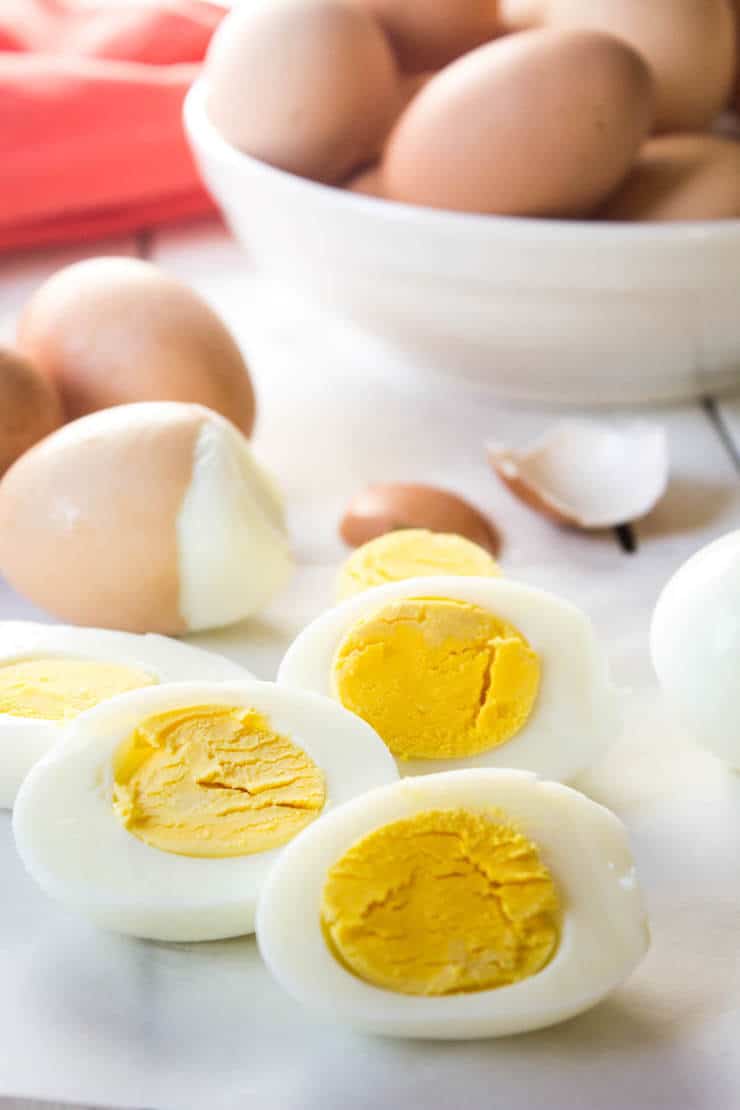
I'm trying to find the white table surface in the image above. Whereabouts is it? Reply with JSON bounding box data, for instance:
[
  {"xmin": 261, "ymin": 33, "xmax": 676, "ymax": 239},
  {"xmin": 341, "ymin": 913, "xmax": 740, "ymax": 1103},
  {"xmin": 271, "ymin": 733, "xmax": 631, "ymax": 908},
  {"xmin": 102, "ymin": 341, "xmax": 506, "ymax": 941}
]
[{"xmin": 1, "ymin": 219, "xmax": 740, "ymax": 1110}]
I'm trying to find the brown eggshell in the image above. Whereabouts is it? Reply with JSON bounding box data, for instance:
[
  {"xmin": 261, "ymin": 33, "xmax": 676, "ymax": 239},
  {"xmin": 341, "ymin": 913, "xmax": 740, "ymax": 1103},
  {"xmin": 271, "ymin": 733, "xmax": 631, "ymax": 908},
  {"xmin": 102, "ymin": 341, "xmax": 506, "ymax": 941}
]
[
  {"xmin": 340, "ymin": 482, "xmax": 499, "ymax": 554},
  {"xmin": 0, "ymin": 347, "xmax": 63, "ymax": 476},
  {"xmin": 383, "ymin": 29, "xmax": 655, "ymax": 217},
  {"xmin": 353, "ymin": 0, "xmax": 500, "ymax": 73},
  {"xmin": 345, "ymin": 165, "xmax": 386, "ymax": 198},
  {"xmin": 17, "ymin": 258, "xmax": 256, "ymax": 434},
  {"xmin": 543, "ymin": 0, "xmax": 736, "ymax": 133},
  {"xmin": 600, "ymin": 135, "xmax": 740, "ymax": 221},
  {"xmin": 0, "ymin": 404, "xmax": 204, "ymax": 635},
  {"xmin": 498, "ymin": 0, "xmax": 545, "ymax": 30},
  {"xmin": 205, "ymin": 0, "xmax": 402, "ymax": 184}
]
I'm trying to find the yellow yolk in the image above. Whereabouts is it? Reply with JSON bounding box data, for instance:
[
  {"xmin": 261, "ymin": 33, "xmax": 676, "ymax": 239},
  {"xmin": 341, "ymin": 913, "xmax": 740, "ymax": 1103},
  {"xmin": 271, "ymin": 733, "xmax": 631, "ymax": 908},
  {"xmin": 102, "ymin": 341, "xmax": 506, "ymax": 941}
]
[
  {"xmin": 337, "ymin": 530, "xmax": 500, "ymax": 599},
  {"xmin": 332, "ymin": 598, "xmax": 540, "ymax": 760},
  {"xmin": 0, "ymin": 657, "xmax": 156, "ymax": 720},
  {"xmin": 112, "ymin": 705, "xmax": 326, "ymax": 858},
  {"xmin": 321, "ymin": 808, "xmax": 560, "ymax": 996}
]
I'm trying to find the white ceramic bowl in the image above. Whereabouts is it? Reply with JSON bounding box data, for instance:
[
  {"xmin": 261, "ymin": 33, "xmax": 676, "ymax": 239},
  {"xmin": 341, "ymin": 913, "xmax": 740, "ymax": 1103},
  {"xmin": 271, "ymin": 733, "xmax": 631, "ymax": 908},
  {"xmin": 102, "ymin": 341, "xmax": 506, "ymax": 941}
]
[{"xmin": 184, "ymin": 79, "xmax": 740, "ymax": 405}]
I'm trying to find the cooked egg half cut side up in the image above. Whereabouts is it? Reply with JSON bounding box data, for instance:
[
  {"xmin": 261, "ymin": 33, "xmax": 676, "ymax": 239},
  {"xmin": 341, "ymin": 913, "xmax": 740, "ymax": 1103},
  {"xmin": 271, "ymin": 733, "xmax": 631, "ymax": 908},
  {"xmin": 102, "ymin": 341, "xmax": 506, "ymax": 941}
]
[
  {"xmin": 0, "ymin": 622, "xmax": 253, "ymax": 808},
  {"xmin": 278, "ymin": 577, "xmax": 621, "ymax": 782},
  {"xmin": 13, "ymin": 681, "xmax": 398, "ymax": 941},
  {"xmin": 256, "ymin": 770, "xmax": 650, "ymax": 1039}
]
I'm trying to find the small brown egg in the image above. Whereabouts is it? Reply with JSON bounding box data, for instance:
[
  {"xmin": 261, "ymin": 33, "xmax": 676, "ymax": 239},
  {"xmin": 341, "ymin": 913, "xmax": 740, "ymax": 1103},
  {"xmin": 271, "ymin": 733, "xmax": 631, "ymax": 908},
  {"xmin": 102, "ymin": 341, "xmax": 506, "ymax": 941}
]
[
  {"xmin": 352, "ymin": 0, "xmax": 500, "ymax": 72},
  {"xmin": 543, "ymin": 0, "xmax": 736, "ymax": 132},
  {"xmin": 0, "ymin": 403, "xmax": 293, "ymax": 635},
  {"xmin": 0, "ymin": 347, "xmax": 63, "ymax": 476},
  {"xmin": 600, "ymin": 135, "xmax": 740, "ymax": 221},
  {"xmin": 383, "ymin": 29, "xmax": 654, "ymax": 217},
  {"xmin": 205, "ymin": 0, "xmax": 402, "ymax": 184},
  {"xmin": 18, "ymin": 258, "xmax": 255, "ymax": 434},
  {"xmin": 340, "ymin": 482, "xmax": 499, "ymax": 554}
]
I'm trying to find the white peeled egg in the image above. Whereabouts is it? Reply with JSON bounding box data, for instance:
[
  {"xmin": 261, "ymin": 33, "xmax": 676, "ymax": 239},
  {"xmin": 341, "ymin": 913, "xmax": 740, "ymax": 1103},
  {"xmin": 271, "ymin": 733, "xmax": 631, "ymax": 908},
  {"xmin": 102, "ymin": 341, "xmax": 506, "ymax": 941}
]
[
  {"xmin": 0, "ymin": 621, "xmax": 253, "ymax": 808},
  {"xmin": 256, "ymin": 769, "xmax": 650, "ymax": 1039},
  {"xmin": 651, "ymin": 531, "xmax": 740, "ymax": 766},
  {"xmin": 278, "ymin": 576, "xmax": 622, "ymax": 781},
  {"xmin": 13, "ymin": 680, "xmax": 398, "ymax": 941}
]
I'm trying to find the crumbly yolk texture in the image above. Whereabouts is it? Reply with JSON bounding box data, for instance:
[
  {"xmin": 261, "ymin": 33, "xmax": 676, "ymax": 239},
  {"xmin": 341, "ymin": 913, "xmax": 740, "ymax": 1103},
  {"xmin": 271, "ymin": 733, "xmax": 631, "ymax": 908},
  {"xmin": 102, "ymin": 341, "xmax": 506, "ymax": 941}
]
[
  {"xmin": 332, "ymin": 598, "xmax": 540, "ymax": 760},
  {"xmin": 321, "ymin": 808, "xmax": 560, "ymax": 996},
  {"xmin": 0, "ymin": 657, "xmax": 156, "ymax": 721},
  {"xmin": 112, "ymin": 705, "xmax": 326, "ymax": 858},
  {"xmin": 337, "ymin": 530, "xmax": 500, "ymax": 599}
]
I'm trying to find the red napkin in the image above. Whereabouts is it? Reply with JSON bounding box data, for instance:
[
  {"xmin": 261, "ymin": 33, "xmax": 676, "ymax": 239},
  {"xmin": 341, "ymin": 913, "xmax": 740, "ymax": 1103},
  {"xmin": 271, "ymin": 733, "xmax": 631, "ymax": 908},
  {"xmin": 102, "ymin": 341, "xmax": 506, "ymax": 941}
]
[{"xmin": 0, "ymin": 0, "xmax": 224, "ymax": 252}]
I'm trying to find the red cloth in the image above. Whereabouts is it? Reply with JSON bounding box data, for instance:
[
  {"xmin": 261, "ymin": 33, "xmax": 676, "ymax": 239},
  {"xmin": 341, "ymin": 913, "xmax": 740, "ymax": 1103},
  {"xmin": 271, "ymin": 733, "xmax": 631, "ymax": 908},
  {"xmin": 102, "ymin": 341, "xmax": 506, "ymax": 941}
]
[{"xmin": 0, "ymin": 0, "xmax": 224, "ymax": 252}]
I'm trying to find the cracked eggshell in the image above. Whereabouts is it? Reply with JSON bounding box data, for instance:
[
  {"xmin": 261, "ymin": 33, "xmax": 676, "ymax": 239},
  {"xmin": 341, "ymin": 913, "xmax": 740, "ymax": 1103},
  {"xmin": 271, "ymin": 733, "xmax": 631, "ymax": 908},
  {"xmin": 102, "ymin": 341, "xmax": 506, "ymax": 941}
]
[
  {"xmin": 0, "ymin": 402, "xmax": 293, "ymax": 635},
  {"xmin": 278, "ymin": 575, "xmax": 623, "ymax": 782},
  {"xmin": 340, "ymin": 482, "xmax": 499, "ymax": 553},
  {"xmin": 488, "ymin": 421, "xmax": 668, "ymax": 529}
]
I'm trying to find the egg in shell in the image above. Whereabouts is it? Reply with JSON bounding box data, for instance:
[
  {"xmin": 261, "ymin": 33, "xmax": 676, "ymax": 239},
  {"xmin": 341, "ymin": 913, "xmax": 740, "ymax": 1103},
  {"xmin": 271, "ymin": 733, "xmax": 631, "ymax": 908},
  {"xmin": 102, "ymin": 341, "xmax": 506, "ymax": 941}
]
[
  {"xmin": 0, "ymin": 402, "xmax": 293, "ymax": 635},
  {"xmin": 278, "ymin": 576, "xmax": 622, "ymax": 781},
  {"xmin": 0, "ymin": 621, "xmax": 253, "ymax": 809},
  {"xmin": 18, "ymin": 258, "xmax": 255, "ymax": 434},
  {"xmin": 13, "ymin": 680, "xmax": 398, "ymax": 941},
  {"xmin": 257, "ymin": 769, "xmax": 649, "ymax": 1038},
  {"xmin": 354, "ymin": 0, "xmax": 500, "ymax": 73},
  {"xmin": 205, "ymin": 0, "xmax": 402, "ymax": 184},
  {"xmin": 652, "ymin": 532, "xmax": 740, "ymax": 767},
  {"xmin": 0, "ymin": 346, "xmax": 62, "ymax": 475}
]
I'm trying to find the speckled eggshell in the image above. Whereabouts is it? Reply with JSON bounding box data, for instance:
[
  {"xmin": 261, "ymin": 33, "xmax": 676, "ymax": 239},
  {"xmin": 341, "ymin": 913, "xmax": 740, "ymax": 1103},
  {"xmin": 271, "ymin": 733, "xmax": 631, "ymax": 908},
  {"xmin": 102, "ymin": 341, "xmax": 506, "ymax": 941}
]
[
  {"xmin": 543, "ymin": 0, "xmax": 736, "ymax": 132},
  {"xmin": 0, "ymin": 347, "xmax": 62, "ymax": 476},
  {"xmin": 205, "ymin": 0, "xmax": 402, "ymax": 184},
  {"xmin": 600, "ymin": 135, "xmax": 740, "ymax": 221},
  {"xmin": 353, "ymin": 0, "xmax": 500, "ymax": 72},
  {"xmin": 18, "ymin": 258, "xmax": 256, "ymax": 434}
]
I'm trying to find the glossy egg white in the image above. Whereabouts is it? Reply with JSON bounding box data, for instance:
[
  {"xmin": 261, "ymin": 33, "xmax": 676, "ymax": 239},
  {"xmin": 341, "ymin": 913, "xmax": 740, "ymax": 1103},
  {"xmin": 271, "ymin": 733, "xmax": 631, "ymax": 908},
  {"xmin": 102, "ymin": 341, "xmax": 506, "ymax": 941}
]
[
  {"xmin": 278, "ymin": 576, "xmax": 622, "ymax": 781},
  {"xmin": 13, "ymin": 680, "xmax": 398, "ymax": 942},
  {"xmin": 652, "ymin": 531, "xmax": 740, "ymax": 766},
  {"xmin": 0, "ymin": 621, "xmax": 253, "ymax": 809},
  {"xmin": 256, "ymin": 769, "xmax": 650, "ymax": 1039}
]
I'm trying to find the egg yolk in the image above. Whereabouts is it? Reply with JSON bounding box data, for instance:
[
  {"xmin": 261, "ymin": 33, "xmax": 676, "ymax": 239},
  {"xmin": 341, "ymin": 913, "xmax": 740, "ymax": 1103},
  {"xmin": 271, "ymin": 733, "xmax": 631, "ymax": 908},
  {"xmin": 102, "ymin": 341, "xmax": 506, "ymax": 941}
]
[
  {"xmin": 332, "ymin": 598, "xmax": 540, "ymax": 760},
  {"xmin": 321, "ymin": 808, "xmax": 560, "ymax": 996},
  {"xmin": 112, "ymin": 705, "xmax": 326, "ymax": 858},
  {"xmin": 337, "ymin": 530, "xmax": 500, "ymax": 599},
  {"xmin": 0, "ymin": 657, "xmax": 156, "ymax": 720}
]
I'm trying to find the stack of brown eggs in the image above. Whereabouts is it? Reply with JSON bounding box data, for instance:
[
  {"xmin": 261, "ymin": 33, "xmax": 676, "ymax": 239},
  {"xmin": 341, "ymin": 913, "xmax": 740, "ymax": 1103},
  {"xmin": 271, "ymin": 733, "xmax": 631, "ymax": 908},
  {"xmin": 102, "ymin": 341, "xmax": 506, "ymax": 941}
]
[{"xmin": 205, "ymin": 0, "xmax": 740, "ymax": 221}]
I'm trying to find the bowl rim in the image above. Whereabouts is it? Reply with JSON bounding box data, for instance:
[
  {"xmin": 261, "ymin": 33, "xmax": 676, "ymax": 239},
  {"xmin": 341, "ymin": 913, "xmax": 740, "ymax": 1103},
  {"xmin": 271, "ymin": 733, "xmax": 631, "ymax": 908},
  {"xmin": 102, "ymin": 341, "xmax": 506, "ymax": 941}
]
[{"xmin": 185, "ymin": 77, "xmax": 740, "ymax": 246}]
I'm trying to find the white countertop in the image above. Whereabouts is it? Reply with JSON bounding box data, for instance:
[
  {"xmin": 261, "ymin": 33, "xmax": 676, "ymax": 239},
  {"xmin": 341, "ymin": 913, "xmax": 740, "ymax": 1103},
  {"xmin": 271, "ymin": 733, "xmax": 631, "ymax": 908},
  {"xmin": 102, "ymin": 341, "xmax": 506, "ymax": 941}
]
[{"xmin": 1, "ymin": 218, "xmax": 740, "ymax": 1110}]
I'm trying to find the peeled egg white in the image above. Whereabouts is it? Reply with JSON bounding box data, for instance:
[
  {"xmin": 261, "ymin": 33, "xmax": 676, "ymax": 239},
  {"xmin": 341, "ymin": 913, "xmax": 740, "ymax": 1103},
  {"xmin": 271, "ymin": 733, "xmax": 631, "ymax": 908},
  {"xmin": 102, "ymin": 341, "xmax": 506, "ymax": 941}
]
[
  {"xmin": 0, "ymin": 621, "xmax": 253, "ymax": 809},
  {"xmin": 256, "ymin": 769, "xmax": 650, "ymax": 1039},
  {"xmin": 278, "ymin": 576, "xmax": 622, "ymax": 781},
  {"xmin": 651, "ymin": 532, "xmax": 740, "ymax": 766},
  {"xmin": 13, "ymin": 680, "xmax": 398, "ymax": 941}
]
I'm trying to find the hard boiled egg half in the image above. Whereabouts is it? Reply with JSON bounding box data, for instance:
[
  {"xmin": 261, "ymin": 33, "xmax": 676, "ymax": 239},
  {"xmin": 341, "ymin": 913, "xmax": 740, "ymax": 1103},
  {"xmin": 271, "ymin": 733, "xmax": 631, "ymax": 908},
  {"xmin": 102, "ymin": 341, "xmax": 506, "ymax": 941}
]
[
  {"xmin": 13, "ymin": 681, "xmax": 398, "ymax": 941},
  {"xmin": 278, "ymin": 577, "xmax": 621, "ymax": 782},
  {"xmin": 0, "ymin": 621, "xmax": 252, "ymax": 808},
  {"xmin": 257, "ymin": 769, "xmax": 649, "ymax": 1038}
]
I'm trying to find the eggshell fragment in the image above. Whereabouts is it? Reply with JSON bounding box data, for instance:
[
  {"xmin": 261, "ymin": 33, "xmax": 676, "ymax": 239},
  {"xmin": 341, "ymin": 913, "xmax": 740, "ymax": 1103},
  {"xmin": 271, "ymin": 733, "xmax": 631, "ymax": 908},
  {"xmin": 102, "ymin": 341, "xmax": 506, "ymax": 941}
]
[
  {"xmin": 353, "ymin": 0, "xmax": 500, "ymax": 72},
  {"xmin": 0, "ymin": 347, "xmax": 62, "ymax": 475},
  {"xmin": 340, "ymin": 482, "xmax": 499, "ymax": 554},
  {"xmin": 488, "ymin": 422, "xmax": 668, "ymax": 529},
  {"xmin": 0, "ymin": 402, "xmax": 293, "ymax": 635},
  {"xmin": 205, "ymin": 0, "xmax": 402, "ymax": 184},
  {"xmin": 18, "ymin": 258, "xmax": 255, "ymax": 435},
  {"xmin": 600, "ymin": 135, "xmax": 740, "ymax": 221},
  {"xmin": 383, "ymin": 29, "xmax": 654, "ymax": 216},
  {"xmin": 543, "ymin": 0, "xmax": 736, "ymax": 132}
]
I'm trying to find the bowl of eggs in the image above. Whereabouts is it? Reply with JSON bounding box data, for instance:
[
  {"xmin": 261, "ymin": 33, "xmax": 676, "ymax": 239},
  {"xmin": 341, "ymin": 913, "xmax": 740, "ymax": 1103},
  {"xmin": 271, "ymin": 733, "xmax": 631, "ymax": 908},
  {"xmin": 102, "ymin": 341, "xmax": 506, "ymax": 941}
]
[{"xmin": 184, "ymin": 0, "xmax": 740, "ymax": 404}]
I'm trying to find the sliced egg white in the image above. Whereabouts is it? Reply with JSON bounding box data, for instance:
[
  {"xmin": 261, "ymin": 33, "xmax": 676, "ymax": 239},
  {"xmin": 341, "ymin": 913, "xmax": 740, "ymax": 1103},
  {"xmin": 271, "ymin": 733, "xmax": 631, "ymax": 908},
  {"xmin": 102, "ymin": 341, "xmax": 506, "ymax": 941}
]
[
  {"xmin": 256, "ymin": 769, "xmax": 649, "ymax": 1039},
  {"xmin": 13, "ymin": 680, "xmax": 398, "ymax": 942},
  {"xmin": 277, "ymin": 576, "xmax": 622, "ymax": 781},
  {"xmin": 0, "ymin": 621, "xmax": 254, "ymax": 808}
]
